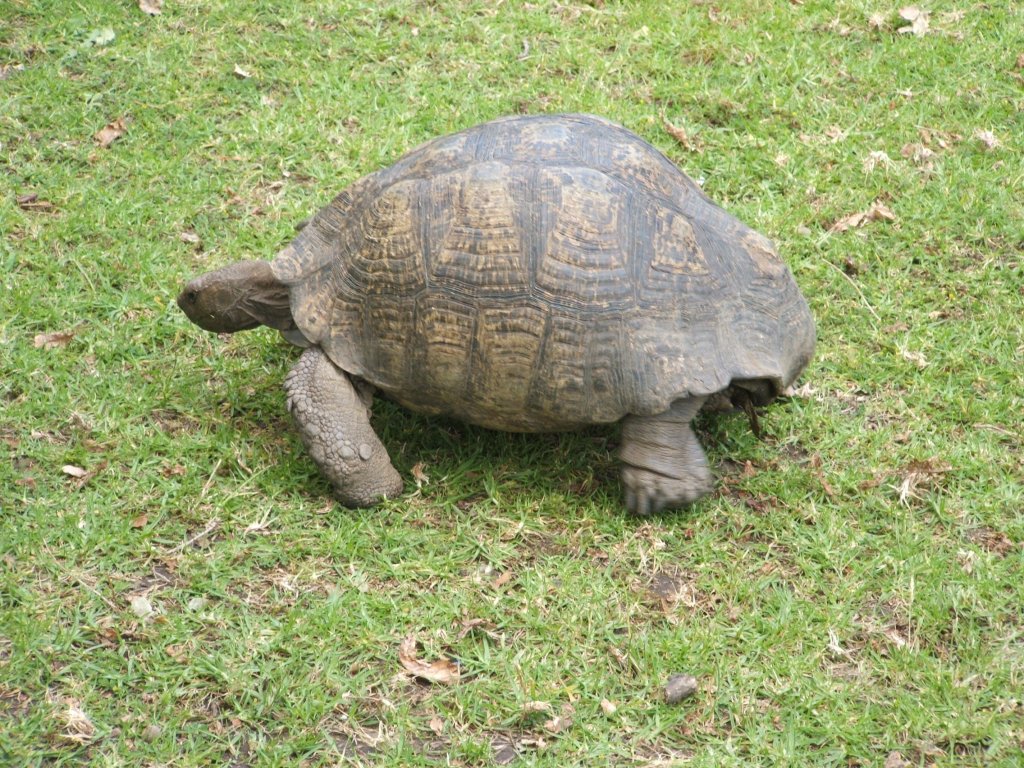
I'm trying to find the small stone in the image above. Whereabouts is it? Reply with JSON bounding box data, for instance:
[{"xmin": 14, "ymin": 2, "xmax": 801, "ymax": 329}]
[
  {"xmin": 664, "ymin": 673, "xmax": 698, "ymax": 704},
  {"xmin": 141, "ymin": 723, "xmax": 162, "ymax": 742},
  {"xmin": 130, "ymin": 595, "xmax": 154, "ymax": 619},
  {"xmin": 358, "ymin": 443, "xmax": 372, "ymax": 461},
  {"xmin": 186, "ymin": 596, "xmax": 207, "ymax": 611}
]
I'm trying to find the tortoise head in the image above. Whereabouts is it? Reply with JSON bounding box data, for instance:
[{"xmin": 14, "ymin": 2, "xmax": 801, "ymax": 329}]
[{"xmin": 177, "ymin": 260, "xmax": 294, "ymax": 333}]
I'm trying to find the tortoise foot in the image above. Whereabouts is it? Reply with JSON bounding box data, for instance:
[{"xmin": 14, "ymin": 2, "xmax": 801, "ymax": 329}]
[
  {"xmin": 619, "ymin": 396, "xmax": 713, "ymax": 516},
  {"xmin": 621, "ymin": 465, "xmax": 713, "ymax": 516}
]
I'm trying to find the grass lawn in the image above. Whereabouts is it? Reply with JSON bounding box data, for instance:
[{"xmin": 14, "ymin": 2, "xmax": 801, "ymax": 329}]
[{"xmin": 2, "ymin": 0, "xmax": 1022, "ymax": 765}]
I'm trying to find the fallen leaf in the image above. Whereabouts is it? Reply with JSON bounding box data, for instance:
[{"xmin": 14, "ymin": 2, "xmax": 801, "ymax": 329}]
[
  {"xmin": 130, "ymin": 595, "xmax": 154, "ymax": 619},
  {"xmin": 17, "ymin": 194, "xmax": 55, "ymax": 212},
  {"xmin": 893, "ymin": 458, "xmax": 952, "ymax": 505},
  {"xmin": 492, "ymin": 570, "xmax": 513, "ymax": 589},
  {"xmin": 783, "ymin": 381, "xmax": 817, "ymax": 398},
  {"xmin": 455, "ymin": 617, "xmax": 499, "ymax": 640},
  {"xmin": 60, "ymin": 701, "xmax": 96, "ymax": 744},
  {"xmin": 885, "ymin": 751, "xmax": 912, "ymax": 768},
  {"xmin": 957, "ymin": 549, "xmax": 978, "ymax": 574},
  {"xmin": 187, "ymin": 596, "xmax": 207, "ymax": 611},
  {"xmin": 863, "ymin": 150, "xmax": 894, "ymax": 173},
  {"xmin": 178, "ymin": 230, "xmax": 201, "ymax": 246},
  {"xmin": 165, "ymin": 643, "xmax": 187, "ymax": 662},
  {"xmin": 1017, "ymin": 53, "xmax": 1024, "ymax": 70},
  {"xmin": 131, "ymin": 514, "xmax": 148, "ymax": 529},
  {"xmin": 428, "ymin": 715, "xmax": 445, "ymax": 735},
  {"xmin": 973, "ymin": 129, "xmax": 1001, "ymax": 151},
  {"xmin": 138, "ymin": 0, "xmax": 162, "ymax": 15},
  {"xmin": 824, "ymin": 125, "xmax": 846, "ymax": 143},
  {"xmin": 233, "ymin": 64, "xmax": 252, "ymax": 79},
  {"xmin": 243, "ymin": 512, "xmax": 275, "ymax": 535},
  {"xmin": 398, "ymin": 635, "xmax": 460, "ymax": 685},
  {"xmin": 543, "ymin": 715, "xmax": 571, "ymax": 734},
  {"xmin": 61, "ymin": 464, "xmax": 88, "ymax": 478},
  {"xmin": 411, "ymin": 461, "xmax": 429, "ymax": 487},
  {"xmin": 868, "ymin": 12, "xmax": 887, "ymax": 30},
  {"xmin": 901, "ymin": 142, "xmax": 936, "ymax": 167},
  {"xmin": 85, "ymin": 28, "xmax": 116, "ymax": 47},
  {"xmin": 898, "ymin": 7, "xmax": 929, "ymax": 36},
  {"xmin": 662, "ymin": 117, "xmax": 701, "ymax": 152},
  {"xmin": 0, "ymin": 63, "xmax": 25, "ymax": 80},
  {"xmin": 900, "ymin": 347, "xmax": 928, "ymax": 369},
  {"xmin": 94, "ymin": 117, "xmax": 127, "ymax": 148},
  {"xmin": 35, "ymin": 330, "xmax": 75, "ymax": 349},
  {"xmin": 600, "ymin": 699, "xmax": 617, "ymax": 715},
  {"xmin": 829, "ymin": 201, "xmax": 896, "ymax": 233},
  {"xmin": 522, "ymin": 700, "xmax": 552, "ymax": 714}
]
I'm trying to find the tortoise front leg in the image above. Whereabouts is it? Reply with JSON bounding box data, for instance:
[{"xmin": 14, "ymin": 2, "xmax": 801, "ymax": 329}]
[
  {"xmin": 619, "ymin": 396, "xmax": 713, "ymax": 515},
  {"xmin": 284, "ymin": 347, "xmax": 403, "ymax": 507}
]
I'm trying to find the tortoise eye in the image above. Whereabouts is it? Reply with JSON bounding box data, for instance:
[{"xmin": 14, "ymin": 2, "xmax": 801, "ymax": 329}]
[{"xmin": 186, "ymin": 290, "xmax": 198, "ymax": 303}]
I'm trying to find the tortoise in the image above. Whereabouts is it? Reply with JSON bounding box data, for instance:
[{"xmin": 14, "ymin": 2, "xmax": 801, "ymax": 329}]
[{"xmin": 178, "ymin": 114, "xmax": 814, "ymax": 515}]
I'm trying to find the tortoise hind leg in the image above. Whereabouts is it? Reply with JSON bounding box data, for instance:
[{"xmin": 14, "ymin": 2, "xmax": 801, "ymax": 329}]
[
  {"xmin": 619, "ymin": 396, "xmax": 713, "ymax": 515},
  {"xmin": 284, "ymin": 347, "xmax": 403, "ymax": 507}
]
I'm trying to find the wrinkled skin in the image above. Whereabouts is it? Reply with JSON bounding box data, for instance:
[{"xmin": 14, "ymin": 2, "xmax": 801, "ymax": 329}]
[{"xmin": 177, "ymin": 260, "xmax": 293, "ymax": 334}]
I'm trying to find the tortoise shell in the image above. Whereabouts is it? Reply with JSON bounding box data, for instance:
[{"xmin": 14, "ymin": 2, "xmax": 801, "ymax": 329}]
[{"xmin": 271, "ymin": 114, "xmax": 814, "ymax": 432}]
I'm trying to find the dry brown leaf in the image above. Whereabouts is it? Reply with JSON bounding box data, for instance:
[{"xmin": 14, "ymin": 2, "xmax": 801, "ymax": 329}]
[
  {"xmin": 60, "ymin": 702, "xmax": 96, "ymax": 744},
  {"xmin": 0, "ymin": 63, "xmax": 25, "ymax": 80},
  {"xmin": 1016, "ymin": 53, "xmax": 1024, "ymax": 70},
  {"xmin": 139, "ymin": 0, "xmax": 162, "ymax": 14},
  {"xmin": 179, "ymin": 230, "xmax": 201, "ymax": 245},
  {"xmin": 165, "ymin": 642, "xmax": 188, "ymax": 661},
  {"xmin": 94, "ymin": 118, "xmax": 127, "ymax": 148},
  {"xmin": 522, "ymin": 700, "xmax": 552, "ymax": 714},
  {"xmin": 894, "ymin": 458, "xmax": 952, "ymax": 505},
  {"xmin": 543, "ymin": 715, "xmax": 572, "ymax": 734},
  {"xmin": 901, "ymin": 142, "xmax": 936, "ymax": 167},
  {"xmin": 600, "ymin": 698, "xmax": 617, "ymax": 715},
  {"xmin": 885, "ymin": 751, "xmax": 912, "ymax": 768},
  {"xmin": 662, "ymin": 117, "xmax": 701, "ymax": 152},
  {"xmin": 492, "ymin": 570, "xmax": 513, "ymax": 589},
  {"xmin": 824, "ymin": 125, "xmax": 846, "ymax": 143},
  {"xmin": 411, "ymin": 461, "xmax": 429, "ymax": 487},
  {"xmin": 898, "ymin": 7, "xmax": 929, "ymax": 36},
  {"xmin": 34, "ymin": 330, "xmax": 75, "ymax": 349},
  {"xmin": 233, "ymin": 64, "xmax": 252, "ymax": 79},
  {"xmin": 863, "ymin": 150, "xmax": 894, "ymax": 173},
  {"xmin": 973, "ymin": 129, "xmax": 1001, "ymax": 151},
  {"xmin": 428, "ymin": 715, "xmax": 445, "ymax": 735},
  {"xmin": 868, "ymin": 12, "xmax": 887, "ymax": 30},
  {"xmin": 900, "ymin": 346, "xmax": 928, "ymax": 369},
  {"xmin": 61, "ymin": 464, "xmax": 88, "ymax": 479},
  {"xmin": 829, "ymin": 201, "xmax": 896, "ymax": 233},
  {"xmin": 131, "ymin": 514, "xmax": 148, "ymax": 529},
  {"xmin": 398, "ymin": 635, "xmax": 460, "ymax": 684},
  {"xmin": 957, "ymin": 549, "xmax": 978, "ymax": 574},
  {"xmin": 17, "ymin": 194, "xmax": 56, "ymax": 212},
  {"xmin": 455, "ymin": 617, "xmax": 498, "ymax": 640}
]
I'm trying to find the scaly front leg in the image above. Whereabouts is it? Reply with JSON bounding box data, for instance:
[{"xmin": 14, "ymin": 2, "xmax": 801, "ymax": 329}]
[{"xmin": 284, "ymin": 347, "xmax": 403, "ymax": 507}]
